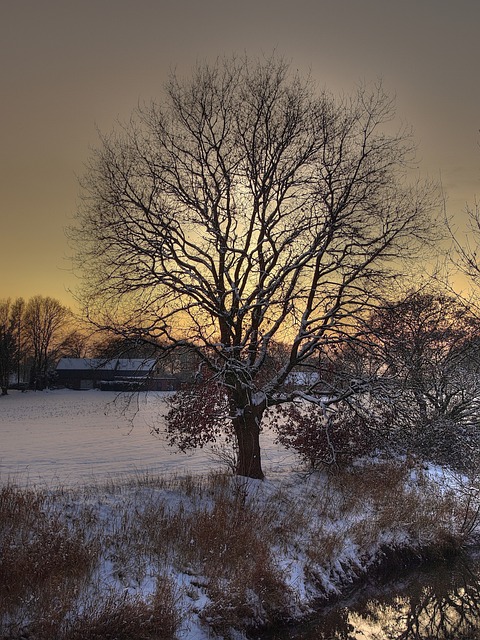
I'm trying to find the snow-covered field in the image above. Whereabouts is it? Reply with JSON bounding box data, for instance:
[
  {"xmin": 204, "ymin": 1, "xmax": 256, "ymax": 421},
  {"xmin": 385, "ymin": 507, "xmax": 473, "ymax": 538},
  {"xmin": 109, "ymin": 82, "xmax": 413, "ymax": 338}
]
[{"xmin": 0, "ymin": 389, "xmax": 296, "ymax": 487}]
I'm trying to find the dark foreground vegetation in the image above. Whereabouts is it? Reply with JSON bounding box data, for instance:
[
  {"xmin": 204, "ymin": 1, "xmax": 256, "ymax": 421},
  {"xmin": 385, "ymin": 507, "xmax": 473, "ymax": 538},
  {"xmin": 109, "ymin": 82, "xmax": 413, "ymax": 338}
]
[{"xmin": 2, "ymin": 458, "xmax": 479, "ymax": 639}]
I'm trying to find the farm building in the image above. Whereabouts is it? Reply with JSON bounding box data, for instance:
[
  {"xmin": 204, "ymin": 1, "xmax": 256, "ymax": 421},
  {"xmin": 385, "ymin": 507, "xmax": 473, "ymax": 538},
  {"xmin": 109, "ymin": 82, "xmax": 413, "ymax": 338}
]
[{"xmin": 55, "ymin": 358, "xmax": 180, "ymax": 391}]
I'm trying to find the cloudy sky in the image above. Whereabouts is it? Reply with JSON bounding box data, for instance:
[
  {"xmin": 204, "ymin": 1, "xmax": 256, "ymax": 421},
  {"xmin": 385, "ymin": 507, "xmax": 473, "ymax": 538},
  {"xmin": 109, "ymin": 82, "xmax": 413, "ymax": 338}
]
[{"xmin": 2, "ymin": 0, "xmax": 479, "ymax": 308}]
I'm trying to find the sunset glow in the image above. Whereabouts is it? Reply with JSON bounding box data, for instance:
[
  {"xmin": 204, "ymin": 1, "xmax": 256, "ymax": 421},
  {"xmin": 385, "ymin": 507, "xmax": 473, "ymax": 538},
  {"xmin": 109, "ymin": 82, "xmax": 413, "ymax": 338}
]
[{"xmin": 2, "ymin": 1, "xmax": 479, "ymax": 308}]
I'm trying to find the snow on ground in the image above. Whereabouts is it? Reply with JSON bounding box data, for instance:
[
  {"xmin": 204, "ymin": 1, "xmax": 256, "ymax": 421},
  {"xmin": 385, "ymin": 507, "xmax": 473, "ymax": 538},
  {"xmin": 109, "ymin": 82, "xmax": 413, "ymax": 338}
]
[
  {"xmin": 0, "ymin": 389, "xmax": 301, "ymax": 638},
  {"xmin": 0, "ymin": 389, "xmax": 296, "ymax": 487},
  {"xmin": 2, "ymin": 389, "xmax": 475, "ymax": 639}
]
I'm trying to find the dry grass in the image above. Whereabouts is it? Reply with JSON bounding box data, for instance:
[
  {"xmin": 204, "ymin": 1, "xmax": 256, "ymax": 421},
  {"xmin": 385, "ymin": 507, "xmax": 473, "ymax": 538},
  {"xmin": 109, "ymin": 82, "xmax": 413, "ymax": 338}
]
[
  {"xmin": 61, "ymin": 577, "xmax": 180, "ymax": 640},
  {"xmin": 139, "ymin": 475, "xmax": 292, "ymax": 638},
  {"xmin": 0, "ymin": 482, "xmax": 181, "ymax": 640},
  {"xmin": 0, "ymin": 484, "xmax": 98, "ymax": 621},
  {"xmin": 0, "ymin": 460, "xmax": 477, "ymax": 639}
]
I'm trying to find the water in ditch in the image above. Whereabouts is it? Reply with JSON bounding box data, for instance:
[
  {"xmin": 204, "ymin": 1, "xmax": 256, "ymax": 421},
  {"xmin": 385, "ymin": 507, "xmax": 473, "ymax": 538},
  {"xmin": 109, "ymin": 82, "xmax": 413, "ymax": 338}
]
[{"xmin": 255, "ymin": 550, "xmax": 480, "ymax": 639}]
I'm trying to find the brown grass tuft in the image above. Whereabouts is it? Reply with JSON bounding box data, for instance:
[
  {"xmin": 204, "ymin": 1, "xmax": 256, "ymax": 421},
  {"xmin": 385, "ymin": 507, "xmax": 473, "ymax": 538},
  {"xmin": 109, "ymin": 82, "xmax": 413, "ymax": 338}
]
[{"xmin": 60, "ymin": 576, "xmax": 180, "ymax": 640}]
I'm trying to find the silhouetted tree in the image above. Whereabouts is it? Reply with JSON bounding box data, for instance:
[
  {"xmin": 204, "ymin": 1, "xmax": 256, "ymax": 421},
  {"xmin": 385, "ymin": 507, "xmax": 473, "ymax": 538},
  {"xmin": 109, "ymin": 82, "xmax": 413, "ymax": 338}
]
[
  {"xmin": 0, "ymin": 299, "xmax": 18, "ymax": 395},
  {"xmin": 10, "ymin": 297, "xmax": 26, "ymax": 385},
  {"xmin": 72, "ymin": 55, "xmax": 438, "ymax": 478},
  {"xmin": 57, "ymin": 329, "xmax": 91, "ymax": 359},
  {"xmin": 451, "ymin": 200, "xmax": 480, "ymax": 292},
  {"xmin": 92, "ymin": 334, "xmax": 160, "ymax": 360},
  {"xmin": 24, "ymin": 295, "xmax": 71, "ymax": 389}
]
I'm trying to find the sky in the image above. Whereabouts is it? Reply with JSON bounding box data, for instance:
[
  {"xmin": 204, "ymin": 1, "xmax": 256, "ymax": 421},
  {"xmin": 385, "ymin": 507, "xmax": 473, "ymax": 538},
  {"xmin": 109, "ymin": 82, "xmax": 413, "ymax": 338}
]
[{"xmin": 1, "ymin": 0, "xmax": 479, "ymax": 309}]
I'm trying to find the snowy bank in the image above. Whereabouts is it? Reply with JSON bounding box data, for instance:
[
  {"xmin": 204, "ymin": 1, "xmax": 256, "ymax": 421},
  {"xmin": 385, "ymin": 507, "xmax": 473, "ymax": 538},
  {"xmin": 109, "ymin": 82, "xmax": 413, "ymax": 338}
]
[{"xmin": 2, "ymin": 462, "xmax": 477, "ymax": 639}]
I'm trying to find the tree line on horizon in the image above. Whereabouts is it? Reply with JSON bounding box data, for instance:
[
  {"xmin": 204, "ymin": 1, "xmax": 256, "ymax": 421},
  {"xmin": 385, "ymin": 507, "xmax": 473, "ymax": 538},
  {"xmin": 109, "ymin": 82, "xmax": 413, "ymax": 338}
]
[{"xmin": 0, "ymin": 295, "xmax": 90, "ymax": 394}]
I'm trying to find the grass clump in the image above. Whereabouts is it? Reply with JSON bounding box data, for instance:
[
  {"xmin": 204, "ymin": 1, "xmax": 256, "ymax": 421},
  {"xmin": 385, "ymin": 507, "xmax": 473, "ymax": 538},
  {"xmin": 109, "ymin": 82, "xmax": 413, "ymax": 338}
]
[
  {"xmin": 61, "ymin": 577, "xmax": 180, "ymax": 640},
  {"xmin": 0, "ymin": 483, "xmax": 98, "ymax": 637},
  {"xmin": 139, "ymin": 476, "xmax": 292, "ymax": 638}
]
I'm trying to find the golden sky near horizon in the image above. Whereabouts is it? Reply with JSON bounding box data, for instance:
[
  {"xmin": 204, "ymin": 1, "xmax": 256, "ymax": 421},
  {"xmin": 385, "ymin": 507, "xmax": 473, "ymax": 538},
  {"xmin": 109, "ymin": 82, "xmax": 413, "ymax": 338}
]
[{"xmin": 1, "ymin": 0, "xmax": 479, "ymax": 310}]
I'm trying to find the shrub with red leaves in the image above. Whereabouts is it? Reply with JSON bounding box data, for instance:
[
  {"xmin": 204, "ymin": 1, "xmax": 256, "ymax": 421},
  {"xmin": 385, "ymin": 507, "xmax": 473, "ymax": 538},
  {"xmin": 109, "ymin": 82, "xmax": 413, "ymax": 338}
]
[
  {"xmin": 271, "ymin": 401, "xmax": 377, "ymax": 469},
  {"xmin": 165, "ymin": 377, "xmax": 234, "ymax": 451}
]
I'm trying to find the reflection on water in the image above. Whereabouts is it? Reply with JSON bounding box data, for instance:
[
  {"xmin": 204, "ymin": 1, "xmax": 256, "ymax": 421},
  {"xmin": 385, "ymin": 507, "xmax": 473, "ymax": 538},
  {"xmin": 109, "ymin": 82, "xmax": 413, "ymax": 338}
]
[{"xmin": 259, "ymin": 551, "xmax": 480, "ymax": 639}]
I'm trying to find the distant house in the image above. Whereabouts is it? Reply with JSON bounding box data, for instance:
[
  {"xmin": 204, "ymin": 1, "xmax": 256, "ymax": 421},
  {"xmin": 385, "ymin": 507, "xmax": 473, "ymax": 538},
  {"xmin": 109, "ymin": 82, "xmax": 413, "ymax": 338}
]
[{"xmin": 55, "ymin": 358, "xmax": 180, "ymax": 391}]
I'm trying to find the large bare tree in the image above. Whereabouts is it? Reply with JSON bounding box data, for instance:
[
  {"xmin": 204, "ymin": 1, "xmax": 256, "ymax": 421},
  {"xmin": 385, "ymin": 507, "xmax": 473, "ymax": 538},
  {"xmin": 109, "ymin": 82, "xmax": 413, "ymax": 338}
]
[{"xmin": 72, "ymin": 56, "xmax": 437, "ymax": 478}]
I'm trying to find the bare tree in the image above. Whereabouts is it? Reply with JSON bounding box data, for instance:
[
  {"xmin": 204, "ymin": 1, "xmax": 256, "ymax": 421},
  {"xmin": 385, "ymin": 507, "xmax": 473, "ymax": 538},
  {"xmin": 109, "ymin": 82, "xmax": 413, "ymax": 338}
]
[
  {"xmin": 56, "ymin": 329, "xmax": 91, "ymax": 359},
  {"xmin": 451, "ymin": 200, "xmax": 480, "ymax": 287},
  {"xmin": 24, "ymin": 295, "xmax": 71, "ymax": 389},
  {"xmin": 10, "ymin": 297, "xmax": 26, "ymax": 385},
  {"xmin": 0, "ymin": 299, "xmax": 17, "ymax": 395},
  {"xmin": 72, "ymin": 56, "xmax": 438, "ymax": 478},
  {"xmin": 333, "ymin": 289, "xmax": 480, "ymax": 469}
]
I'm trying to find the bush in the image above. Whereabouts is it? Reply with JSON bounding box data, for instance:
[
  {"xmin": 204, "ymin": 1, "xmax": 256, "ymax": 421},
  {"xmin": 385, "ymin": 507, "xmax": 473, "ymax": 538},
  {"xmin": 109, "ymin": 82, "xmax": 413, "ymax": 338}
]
[{"xmin": 271, "ymin": 401, "xmax": 377, "ymax": 469}]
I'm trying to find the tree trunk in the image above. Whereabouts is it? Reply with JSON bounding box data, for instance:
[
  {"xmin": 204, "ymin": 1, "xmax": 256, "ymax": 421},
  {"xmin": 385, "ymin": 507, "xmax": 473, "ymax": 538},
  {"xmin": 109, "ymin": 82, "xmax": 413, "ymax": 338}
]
[{"xmin": 233, "ymin": 405, "xmax": 265, "ymax": 480}]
